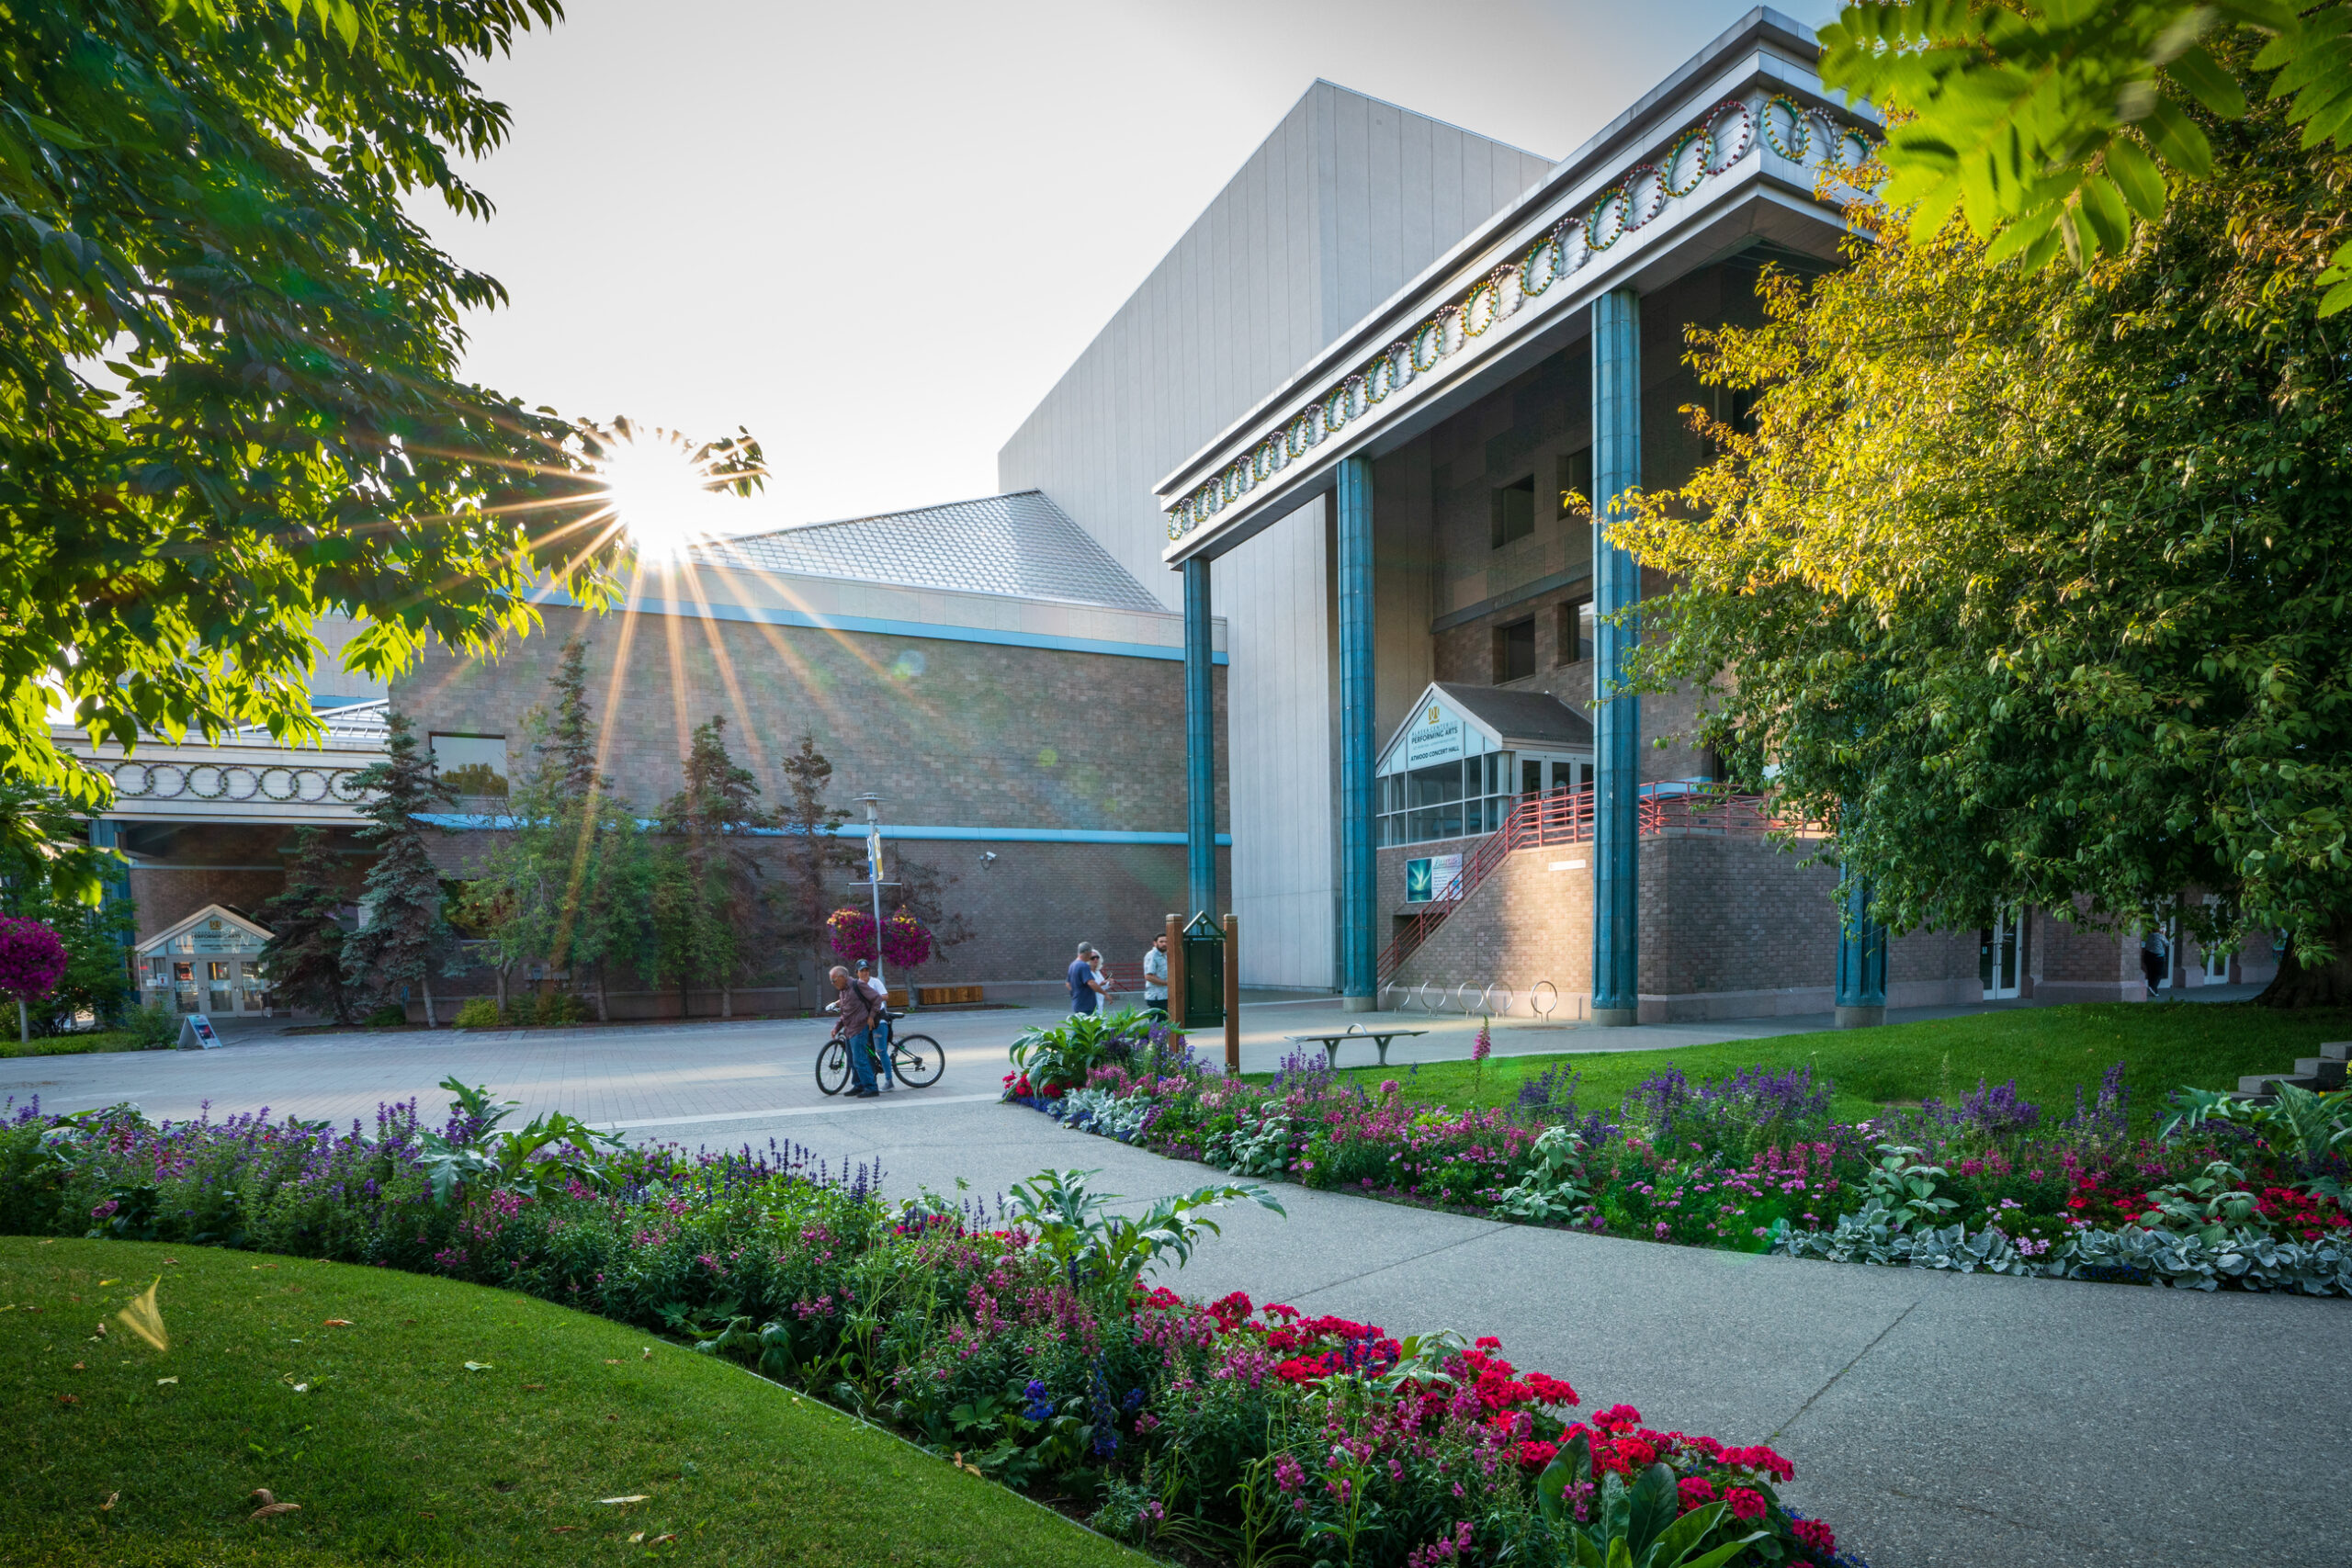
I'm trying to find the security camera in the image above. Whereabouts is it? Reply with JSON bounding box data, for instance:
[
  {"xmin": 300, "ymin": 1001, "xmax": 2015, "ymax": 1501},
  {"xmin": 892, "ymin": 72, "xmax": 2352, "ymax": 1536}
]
[{"xmin": 980, "ymin": 851, "xmax": 998, "ymax": 866}]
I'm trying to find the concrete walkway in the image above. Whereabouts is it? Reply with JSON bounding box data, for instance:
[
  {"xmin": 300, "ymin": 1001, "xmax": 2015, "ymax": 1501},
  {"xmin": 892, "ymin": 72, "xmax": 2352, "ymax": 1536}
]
[{"xmin": 4, "ymin": 1005, "xmax": 2339, "ymax": 1567}]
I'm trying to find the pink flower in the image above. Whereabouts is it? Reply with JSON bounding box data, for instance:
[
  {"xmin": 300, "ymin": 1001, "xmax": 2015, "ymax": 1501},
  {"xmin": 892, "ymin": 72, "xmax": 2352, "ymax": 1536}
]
[
  {"xmin": 1677, "ymin": 1476, "xmax": 1716, "ymax": 1512},
  {"xmin": 1792, "ymin": 1518, "xmax": 1835, "ymax": 1553},
  {"xmin": 1725, "ymin": 1487, "xmax": 1767, "ymax": 1522}
]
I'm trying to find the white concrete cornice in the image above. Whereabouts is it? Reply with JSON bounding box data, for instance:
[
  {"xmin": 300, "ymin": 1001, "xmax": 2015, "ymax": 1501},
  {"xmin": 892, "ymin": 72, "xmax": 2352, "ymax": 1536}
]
[{"xmin": 61, "ymin": 729, "xmax": 383, "ymax": 826}]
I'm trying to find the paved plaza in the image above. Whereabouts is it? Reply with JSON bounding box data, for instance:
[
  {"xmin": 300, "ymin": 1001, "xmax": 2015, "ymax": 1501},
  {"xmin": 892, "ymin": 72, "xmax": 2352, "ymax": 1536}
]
[{"xmin": 6, "ymin": 1001, "xmax": 2340, "ymax": 1567}]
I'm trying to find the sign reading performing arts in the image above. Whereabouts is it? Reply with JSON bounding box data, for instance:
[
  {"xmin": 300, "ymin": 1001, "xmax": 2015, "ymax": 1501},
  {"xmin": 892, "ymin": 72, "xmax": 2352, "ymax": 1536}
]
[{"xmin": 1405, "ymin": 702, "xmax": 1465, "ymax": 769}]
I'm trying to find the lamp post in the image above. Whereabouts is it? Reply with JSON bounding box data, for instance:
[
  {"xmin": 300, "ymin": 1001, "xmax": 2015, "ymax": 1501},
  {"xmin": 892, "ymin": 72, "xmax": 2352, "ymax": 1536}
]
[{"xmin": 851, "ymin": 794, "xmax": 897, "ymax": 998}]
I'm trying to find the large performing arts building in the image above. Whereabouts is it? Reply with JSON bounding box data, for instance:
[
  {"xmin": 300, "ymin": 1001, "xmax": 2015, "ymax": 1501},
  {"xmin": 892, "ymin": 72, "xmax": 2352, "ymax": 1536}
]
[{"xmin": 69, "ymin": 8, "xmax": 2267, "ymax": 1020}]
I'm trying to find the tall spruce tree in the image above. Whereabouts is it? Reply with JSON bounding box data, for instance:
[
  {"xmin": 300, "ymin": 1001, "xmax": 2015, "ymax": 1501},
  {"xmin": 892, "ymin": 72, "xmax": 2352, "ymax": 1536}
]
[
  {"xmin": 341, "ymin": 713, "xmax": 457, "ymax": 1025},
  {"xmin": 653, "ymin": 716, "xmax": 776, "ymax": 1018},
  {"xmin": 258, "ymin": 827, "xmax": 354, "ymax": 1023},
  {"xmin": 467, "ymin": 637, "xmax": 650, "ymax": 1022},
  {"xmin": 775, "ymin": 735, "xmax": 860, "ymax": 1012}
]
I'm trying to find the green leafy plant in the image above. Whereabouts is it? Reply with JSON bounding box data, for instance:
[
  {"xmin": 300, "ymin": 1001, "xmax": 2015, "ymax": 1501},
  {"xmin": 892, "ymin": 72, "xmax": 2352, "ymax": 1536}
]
[
  {"xmin": 1536, "ymin": 1436, "xmax": 1765, "ymax": 1568},
  {"xmin": 454, "ymin": 997, "xmax": 502, "ymax": 1030},
  {"xmin": 1862, "ymin": 1144, "xmax": 1958, "ymax": 1232},
  {"xmin": 415, "ymin": 1076, "xmax": 625, "ymax": 1206},
  {"xmin": 125, "ymin": 1003, "xmax": 178, "ymax": 1050},
  {"xmin": 1490, "ymin": 1125, "xmax": 1592, "ymax": 1224},
  {"xmin": 2163, "ymin": 1083, "xmax": 2352, "ymax": 1200},
  {"xmin": 2136, "ymin": 1160, "xmax": 2262, "ymax": 1244},
  {"xmin": 1009, "ymin": 1009, "xmax": 1154, "ymax": 1093},
  {"xmin": 1002, "ymin": 1168, "xmax": 1283, "ymax": 1301}
]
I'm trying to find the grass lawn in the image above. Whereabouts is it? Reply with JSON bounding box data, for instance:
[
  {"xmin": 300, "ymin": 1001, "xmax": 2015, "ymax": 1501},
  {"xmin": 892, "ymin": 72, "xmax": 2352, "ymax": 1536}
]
[
  {"xmin": 0, "ymin": 1031, "xmax": 154, "ymax": 1061},
  {"xmin": 3, "ymin": 1238, "xmax": 1138, "ymax": 1568},
  {"xmin": 1300, "ymin": 1003, "xmax": 2352, "ymax": 1133}
]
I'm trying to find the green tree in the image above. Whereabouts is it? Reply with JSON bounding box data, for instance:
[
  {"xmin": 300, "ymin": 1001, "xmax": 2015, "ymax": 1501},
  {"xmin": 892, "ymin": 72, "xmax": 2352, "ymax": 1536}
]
[
  {"xmin": 258, "ymin": 827, "xmax": 354, "ymax": 1024},
  {"xmin": 0, "ymin": 779, "xmax": 132, "ymax": 1029},
  {"xmin": 1614, "ymin": 59, "xmax": 2352, "ymax": 1004},
  {"xmin": 465, "ymin": 637, "xmax": 650, "ymax": 1022},
  {"xmin": 774, "ymin": 735, "xmax": 860, "ymax": 1012},
  {"xmin": 651, "ymin": 716, "xmax": 776, "ymax": 1019},
  {"xmin": 0, "ymin": 3, "xmax": 762, "ymax": 850},
  {"xmin": 1823, "ymin": 2, "xmax": 2352, "ymax": 304},
  {"xmin": 342, "ymin": 713, "xmax": 458, "ymax": 1025}
]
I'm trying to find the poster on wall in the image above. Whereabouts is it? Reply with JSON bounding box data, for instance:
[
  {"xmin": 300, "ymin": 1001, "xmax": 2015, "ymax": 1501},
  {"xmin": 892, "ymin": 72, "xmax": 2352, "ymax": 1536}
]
[{"xmin": 1405, "ymin": 853, "xmax": 1464, "ymax": 903}]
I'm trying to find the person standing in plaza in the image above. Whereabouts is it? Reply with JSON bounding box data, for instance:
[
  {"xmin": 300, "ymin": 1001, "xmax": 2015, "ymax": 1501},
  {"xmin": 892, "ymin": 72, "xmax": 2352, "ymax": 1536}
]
[
  {"xmin": 854, "ymin": 959, "xmax": 896, "ymax": 1089},
  {"xmin": 830, "ymin": 964, "xmax": 888, "ymax": 1098},
  {"xmin": 1068, "ymin": 941, "xmax": 1107, "ymax": 1016},
  {"xmin": 1141, "ymin": 931, "xmax": 1170, "ymax": 1021}
]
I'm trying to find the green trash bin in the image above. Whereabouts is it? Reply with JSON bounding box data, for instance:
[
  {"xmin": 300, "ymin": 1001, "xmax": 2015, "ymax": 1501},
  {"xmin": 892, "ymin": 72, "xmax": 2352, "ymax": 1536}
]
[{"xmin": 1181, "ymin": 911, "xmax": 1224, "ymax": 1029}]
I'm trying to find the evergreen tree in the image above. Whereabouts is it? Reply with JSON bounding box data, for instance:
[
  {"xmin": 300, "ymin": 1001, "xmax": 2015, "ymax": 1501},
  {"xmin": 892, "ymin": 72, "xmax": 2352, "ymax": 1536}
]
[
  {"xmin": 653, "ymin": 716, "xmax": 776, "ymax": 1019},
  {"xmin": 341, "ymin": 713, "xmax": 458, "ymax": 1026},
  {"xmin": 258, "ymin": 827, "xmax": 354, "ymax": 1024},
  {"xmin": 891, "ymin": 854, "xmax": 974, "ymax": 973},
  {"xmin": 775, "ymin": 735, "xmax": 861, "ymax": 1012},
  {"xmin": 466, "ymin": 638, "xmax": 651, "ymax": 1022}
]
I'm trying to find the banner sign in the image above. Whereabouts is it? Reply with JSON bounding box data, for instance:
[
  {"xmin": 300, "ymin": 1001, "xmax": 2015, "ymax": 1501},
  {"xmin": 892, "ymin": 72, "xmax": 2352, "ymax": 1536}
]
[
  {"xmin": 1405, "ymin": 853, "xmax": 1463, "ymax": 903},
  {"xmin": 176, "ymin": 1013, "xmax": 222, "ymax": 1051}
]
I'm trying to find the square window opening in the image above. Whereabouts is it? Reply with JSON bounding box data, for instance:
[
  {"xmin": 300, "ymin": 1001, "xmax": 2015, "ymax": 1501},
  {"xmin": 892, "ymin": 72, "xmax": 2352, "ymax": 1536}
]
[
  {"xmin": 1491, "ymin": 476, "xmax": 1536, "ymax": 548},
  {"xmin": 1494, "ymin": 617, "xmax": 1536, "ymax": 683}
]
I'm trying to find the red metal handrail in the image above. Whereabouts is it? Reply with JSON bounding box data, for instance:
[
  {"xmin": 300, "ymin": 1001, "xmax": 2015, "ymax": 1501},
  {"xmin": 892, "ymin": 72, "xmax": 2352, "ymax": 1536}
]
[{"xmin": 1373, "ymin": 784, "xmax": 1806, "ymax": 983}]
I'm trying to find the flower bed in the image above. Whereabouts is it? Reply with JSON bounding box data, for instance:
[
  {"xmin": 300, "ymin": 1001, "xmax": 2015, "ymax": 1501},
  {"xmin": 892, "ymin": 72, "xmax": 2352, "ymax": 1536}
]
[
  {"xmin": 1004, "ymin": 1011, "xmax": 2352, "ymax": 1295},
  {"xmin": 0, "ymin": 1089, "xmax": 1861, "ymax": 1567}
]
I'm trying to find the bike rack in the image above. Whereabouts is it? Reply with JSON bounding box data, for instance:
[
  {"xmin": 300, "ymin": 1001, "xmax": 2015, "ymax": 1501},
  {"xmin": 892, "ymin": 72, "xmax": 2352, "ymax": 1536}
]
[{"xmin": 1531, "ymin": 981, "xmax": 1559, "ymax": 1023}]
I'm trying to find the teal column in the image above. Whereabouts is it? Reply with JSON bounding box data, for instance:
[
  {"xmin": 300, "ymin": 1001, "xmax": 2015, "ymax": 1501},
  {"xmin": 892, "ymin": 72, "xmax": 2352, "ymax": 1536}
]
[
  {"xmin": 1337, "ymin": 457, "xmax": 1376, "ymax": 1010},
  {"xmin": 1183, "ymin": 557, "xmax": 1217, "ymax": 919},
  {"xmin": 1836, "ymin": 875, "xmax": 1888, "ymax": 1027},
  {"xmin": 1590, "ymin": 289, "xmax": 1642, "ymax": 1026},
  {"xmin": 88, "ymin": 818, "xmax": 133, "ymax": 1018}
]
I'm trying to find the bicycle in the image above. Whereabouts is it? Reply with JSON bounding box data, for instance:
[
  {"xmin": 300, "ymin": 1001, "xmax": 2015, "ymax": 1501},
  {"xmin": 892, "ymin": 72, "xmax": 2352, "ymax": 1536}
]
[{"xmin": 815, "ymin": 1008, "xmax": 944, "ymax": 1096}]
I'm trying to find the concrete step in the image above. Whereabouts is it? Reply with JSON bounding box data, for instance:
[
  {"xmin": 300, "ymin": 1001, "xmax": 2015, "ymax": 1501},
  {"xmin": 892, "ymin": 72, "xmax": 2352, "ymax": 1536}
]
[
  {"xmin": 2239, "ymin": 1073, "xmax": 2319, "ymax": 1096},
  {"xmin": 2293, "ymin": 1057, "xmax": 2349, "ymax": 1089},
  {"xmin": 2319, "ymin": 1041, "xmax": 2350, "ymax": 1062}
]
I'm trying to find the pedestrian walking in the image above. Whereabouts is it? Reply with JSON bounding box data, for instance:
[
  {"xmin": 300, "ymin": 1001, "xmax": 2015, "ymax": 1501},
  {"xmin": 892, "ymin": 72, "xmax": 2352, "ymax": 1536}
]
[
  {"xmin": 830, "ymin": 964, "xmax": 888, "ymax": 1098},
  {"xmin": 2140, "ymin": 942, "xmax": 2166, "ymax": 1000},
  {"xmin": 1141, "ymin": 931, "xmax": 1170, "ymax": 1021},
  {"xmin": 1068, "ymin": 942, "xmax": 1108, "ymax": 1016}
]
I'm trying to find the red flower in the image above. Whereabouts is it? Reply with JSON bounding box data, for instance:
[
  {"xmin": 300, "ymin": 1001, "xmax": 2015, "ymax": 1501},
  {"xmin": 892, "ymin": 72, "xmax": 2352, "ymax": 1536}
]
[
  {"xmin": 1792, "ymin": 1518, "xmax": 1836, "ymax": 1553},
  {"xmin": 1677, "ymin": 1476, "xmax": 1717, "ymax": 1513},
  {"xmin": 1516, "ymin": 1440, "xmax": 1558, "ymax": 1470},
  {"xmin": 1617, "ymin": 1438, "xmax": 1657, "ymax": 1469},
  {"xmin": 1725, "ymin": 1487, "xmax": 1767, "ymax": 1522}
]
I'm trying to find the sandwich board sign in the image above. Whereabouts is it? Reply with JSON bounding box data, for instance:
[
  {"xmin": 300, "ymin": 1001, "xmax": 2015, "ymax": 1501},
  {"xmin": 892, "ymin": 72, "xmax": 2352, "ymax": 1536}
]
[{"xmin": 176, "ymin": 1013, "xmax": 223, "ymax": 1051}]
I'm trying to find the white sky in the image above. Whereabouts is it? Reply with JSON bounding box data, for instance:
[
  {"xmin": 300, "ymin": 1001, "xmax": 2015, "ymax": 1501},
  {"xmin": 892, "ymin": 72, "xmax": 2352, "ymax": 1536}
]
[{"xmin": 417, "ymin": 0, "xmax": 1835, "ymax": 534}]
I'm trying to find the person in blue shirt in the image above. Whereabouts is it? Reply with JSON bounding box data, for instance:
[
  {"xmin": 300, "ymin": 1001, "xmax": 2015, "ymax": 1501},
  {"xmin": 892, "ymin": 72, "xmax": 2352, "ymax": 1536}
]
[{"xmin": 1067, "ymin": 941, "xmax": 1108, "ymax": 1015}]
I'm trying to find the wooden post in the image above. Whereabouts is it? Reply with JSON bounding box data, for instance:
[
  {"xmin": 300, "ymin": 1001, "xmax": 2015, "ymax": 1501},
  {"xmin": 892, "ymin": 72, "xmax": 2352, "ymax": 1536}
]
[
  {"xmin": 1222, "ymin": 913, "xmax": 1240, "ymax": 1075},
  {"xmin": 1165, "ymin": 913, "xmax": 1184, "ymax": 1029}
]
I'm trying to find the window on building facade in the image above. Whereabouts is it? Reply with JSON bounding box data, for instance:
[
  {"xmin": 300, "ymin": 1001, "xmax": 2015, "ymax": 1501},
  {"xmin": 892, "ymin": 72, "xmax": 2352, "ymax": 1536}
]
[
  {"xmin": 1490, "ymin": 476, "xmax": 1535, "ymax": 547},
  {"xmin": 1380, "ymin": 754, "xmax": 1521, "ymax": 845},
  {"xmin": 1559, "ymin": 595, "xmax": 1593, "ymax": 664},
  {"xmin": 431, "ymin": 732, "xmax": 509, "ymax": 796},
  {"xmin": 1494, "ymin": 617, "xmax": 1536, "ymax": 682},
  {"xmin": 1558, "ymin": 447, "xmax": 1593, "ymax": 516}
]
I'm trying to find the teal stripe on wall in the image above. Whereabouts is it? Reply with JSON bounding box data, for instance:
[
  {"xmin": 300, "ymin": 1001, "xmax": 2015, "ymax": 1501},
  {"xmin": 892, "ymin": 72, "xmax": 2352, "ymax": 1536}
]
[{"xmin": 532, "ymin": 588, "xmax": 1227, "ymax": 665}]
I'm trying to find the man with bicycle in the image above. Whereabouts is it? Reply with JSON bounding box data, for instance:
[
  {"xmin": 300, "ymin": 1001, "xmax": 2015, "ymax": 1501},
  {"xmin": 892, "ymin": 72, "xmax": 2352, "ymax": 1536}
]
[{"xmin": 829, "ymin": 964, "xmax": 888, "ymax": 1099}]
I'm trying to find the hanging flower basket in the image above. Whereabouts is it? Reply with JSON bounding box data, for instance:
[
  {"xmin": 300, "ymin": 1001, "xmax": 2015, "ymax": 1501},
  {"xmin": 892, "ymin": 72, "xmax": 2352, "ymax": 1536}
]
[
  {"xmin": 880, "ymin": 909, "xmax": 933, "ymax": 969},
  {"xmin": 826, "ymin": 907, "xmax": 876, "ymax": 963},
  {"xmin": 0, "ymin": 916, "xmax": 68, "ymax": 1000}
]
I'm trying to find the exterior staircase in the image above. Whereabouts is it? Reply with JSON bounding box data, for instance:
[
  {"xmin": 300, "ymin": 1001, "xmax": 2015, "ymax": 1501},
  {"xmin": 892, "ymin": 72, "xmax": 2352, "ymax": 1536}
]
[
  {"xmin": 2238, "ymin": 1041, "xmax": 2350, "ymax": 1100},
  {"xmin": 1374, "ymin": 784, "xmax": 1798, "ymax": 985}
]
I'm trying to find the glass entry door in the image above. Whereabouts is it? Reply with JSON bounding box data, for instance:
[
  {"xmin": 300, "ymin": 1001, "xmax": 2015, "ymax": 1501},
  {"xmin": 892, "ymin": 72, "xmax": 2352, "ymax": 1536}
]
[{"xmin": 1980, "ymin": 910, "xmax": 2022, "ymax": 999}]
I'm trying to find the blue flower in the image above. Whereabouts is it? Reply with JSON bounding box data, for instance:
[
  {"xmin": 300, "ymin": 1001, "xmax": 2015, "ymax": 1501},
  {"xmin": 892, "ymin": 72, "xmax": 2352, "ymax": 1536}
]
[
  {"xmin": 1122, "ymin": 1386, "xmax": 1145, "ymax": 1412},
  {"xmin": 1022, "ymin": 1379, "xmax": 1055, "ymax": 1422}
]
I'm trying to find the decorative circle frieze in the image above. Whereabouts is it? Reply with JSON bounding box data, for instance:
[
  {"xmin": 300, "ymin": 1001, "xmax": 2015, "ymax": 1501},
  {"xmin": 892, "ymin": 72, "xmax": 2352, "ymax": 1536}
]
[{"xmin": 104, "ymin": 757, "xmax": 370, "ymax": 807}]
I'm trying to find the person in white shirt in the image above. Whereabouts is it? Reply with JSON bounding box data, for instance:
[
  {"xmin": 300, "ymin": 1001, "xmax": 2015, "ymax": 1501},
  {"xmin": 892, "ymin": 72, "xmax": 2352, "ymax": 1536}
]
[
  {"xmin": 1141, "ymin": 932, "xmax": 1170, "ymax": 1020},
  {"xmin": 854, "ymin": 960, "xmax": 895, "ymax": 1089}
]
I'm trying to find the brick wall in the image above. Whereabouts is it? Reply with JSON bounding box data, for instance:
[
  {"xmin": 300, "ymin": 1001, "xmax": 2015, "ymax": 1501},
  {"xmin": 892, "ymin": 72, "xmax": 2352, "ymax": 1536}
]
[
  {"xmin": 1383, "ymin": 832, "xmax": 1999, "ymax": 1021},
  {"xmin": 393, "ymin": 604, "xmax": 1226, "ymax": 835}
]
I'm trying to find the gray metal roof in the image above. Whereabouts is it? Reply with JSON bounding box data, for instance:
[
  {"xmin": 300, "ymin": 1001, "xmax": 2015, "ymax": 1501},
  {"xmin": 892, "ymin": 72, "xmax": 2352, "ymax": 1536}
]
[
  {"xmin": 1431, "ymin": 682, "xmax": 1594, "ymax": 750},
  {"xmin": 690, "ymin": 490, "xmax": 1166, "ymax": 614}
]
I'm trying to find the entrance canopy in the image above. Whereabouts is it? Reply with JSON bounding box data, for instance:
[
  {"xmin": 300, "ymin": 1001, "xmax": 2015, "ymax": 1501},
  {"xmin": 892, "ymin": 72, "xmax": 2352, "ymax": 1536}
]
[
  {"xmin": 134, "ymin": 903, "xmax": 274, "ymax": 1016},
  {"xmin": 1375, "ymin": 683, "xmax": 1592, "ymax": 846}
]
